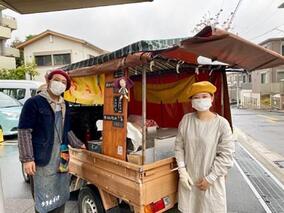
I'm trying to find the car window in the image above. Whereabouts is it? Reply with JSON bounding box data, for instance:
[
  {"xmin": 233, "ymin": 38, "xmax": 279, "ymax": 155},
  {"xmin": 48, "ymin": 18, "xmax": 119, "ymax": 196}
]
[
  {"xmin": 30, "ymin": 89, "xmax": 37, "ymax": 97},
  {"xmin": 0, "ymin": 88, "xmax": 26, "ymax": 100},
  {"xmin": 0, "ymin": 92, "xmax": 22, "ymax": 108}
]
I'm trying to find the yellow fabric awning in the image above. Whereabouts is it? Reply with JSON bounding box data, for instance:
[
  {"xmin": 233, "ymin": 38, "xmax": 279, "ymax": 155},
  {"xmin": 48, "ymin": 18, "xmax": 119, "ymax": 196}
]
[
  {"xmin": 64, "ymin": 75, "xmax": 105, "ymax": 105},
  {"xmin": 133, "ymin": 76, "xmax": 195, "ymax": 104}
]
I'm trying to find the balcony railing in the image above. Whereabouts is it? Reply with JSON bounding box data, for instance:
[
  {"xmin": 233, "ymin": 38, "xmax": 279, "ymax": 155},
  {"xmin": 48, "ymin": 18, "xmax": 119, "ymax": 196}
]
[
  {"xmin": 0, "ymin": 56, "xmax": 16, "ymax": 69},
  {"xmin": 259, "ymin": 82, "xmax": 284, "ymax": 94},
  {"xmin": 4, "ymin": 47, "xmax": 20, "ymax": 57},
  {"xmin": 1, "ymin": 15, "xmax": 17, "ymax": 30},
  {"xmin": 0, "ymin": 26, "xmax": 11, "ymax": 39}
]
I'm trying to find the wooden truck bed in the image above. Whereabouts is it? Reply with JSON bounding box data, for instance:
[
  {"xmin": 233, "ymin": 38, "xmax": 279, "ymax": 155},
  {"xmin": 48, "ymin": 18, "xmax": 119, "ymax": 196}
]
[{"xmin": 69, "ymin": 147, "xmax": 178, "ymax": 212}]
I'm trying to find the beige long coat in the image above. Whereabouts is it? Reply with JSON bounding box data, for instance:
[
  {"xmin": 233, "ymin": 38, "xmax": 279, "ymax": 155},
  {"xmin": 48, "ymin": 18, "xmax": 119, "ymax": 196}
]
[{"xmin": 175, "ymin": 113, "xmax": 235, "ymax": 213}]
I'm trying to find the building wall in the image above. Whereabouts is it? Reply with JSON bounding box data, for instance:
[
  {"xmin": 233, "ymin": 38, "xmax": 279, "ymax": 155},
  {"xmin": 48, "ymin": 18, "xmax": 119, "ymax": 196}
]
[
  {"xmin": 23, "ymin": 35, "xmax": 102, "ymax": 81},
  {"xmin": 0, "ymin": 56, "xmax": 16, "ymax": 69},
  {"xmin": 0, "ymin": 8, "xmax": 17, "ymax": 70},
  {"xmin": 252, "ymin": 69, "xmax": 268, "ymax": 94},
  {"xmin": 271, "ymin": 40, "xmax": 284, "ymax": 82},
  {"xmin": 256, "ymin": 40, "xmax": 284, "ymax": 86}
]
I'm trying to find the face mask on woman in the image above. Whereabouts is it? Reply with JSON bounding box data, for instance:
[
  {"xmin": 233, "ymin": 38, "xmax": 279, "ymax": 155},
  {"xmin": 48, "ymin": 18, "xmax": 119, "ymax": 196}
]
[
  {"xmin": 192, "ymin": 98, "xmax": 212, "ymax": 112},
  {"xmin": 49, "ymin": 80, "xmax": 66, "ymax": 96}
]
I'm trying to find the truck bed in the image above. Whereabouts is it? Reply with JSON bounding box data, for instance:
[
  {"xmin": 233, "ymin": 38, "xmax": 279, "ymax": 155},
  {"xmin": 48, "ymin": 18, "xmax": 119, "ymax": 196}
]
[{"xmin": 69, "ymin": 147, "xmax": 178, "ymax": 212}]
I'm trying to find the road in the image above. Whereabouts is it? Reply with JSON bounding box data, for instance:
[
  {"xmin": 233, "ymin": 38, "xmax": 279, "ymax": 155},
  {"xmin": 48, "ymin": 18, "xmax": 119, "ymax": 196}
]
[
  {"xmin": 1, "ymin": 108, "xmax": 284, "ymax": 213},
  {"xmin": 231, "ymin": 107, "xmax": 284, "ymax": 157},
  {"xmin": 0, "ymin": 140, "xmax": 78, "ymax": 213}
]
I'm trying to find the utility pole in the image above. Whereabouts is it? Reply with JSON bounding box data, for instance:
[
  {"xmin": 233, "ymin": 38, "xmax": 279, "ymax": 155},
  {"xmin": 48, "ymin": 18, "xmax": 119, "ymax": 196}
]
[{"xmin": 226, "ymin": 0, "xmax": 244, "ymax": 31}]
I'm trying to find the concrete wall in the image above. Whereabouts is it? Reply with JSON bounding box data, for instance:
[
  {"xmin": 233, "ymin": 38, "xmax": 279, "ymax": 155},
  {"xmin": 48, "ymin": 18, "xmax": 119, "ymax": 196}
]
[
  {"xmin": 0, "ymin": 55, "xmax": 16, "ymax": 69},
  {"xmin": 23, "ymin": 35, "xmax": 102, "ymax": 81},
  {"xmin": 0, "ymin": 9, "xmax": 17, "ymax": 70}
]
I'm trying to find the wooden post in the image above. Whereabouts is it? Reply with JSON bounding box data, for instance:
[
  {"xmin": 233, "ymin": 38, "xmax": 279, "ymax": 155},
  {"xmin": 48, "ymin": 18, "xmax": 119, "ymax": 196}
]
[
  {"xmin": 142, "ymin": 69, "xmax": 147, "ymax": 165},
  {"xmin": 102, "ymin": 72, "xmax": 128, "ymax": 160}
]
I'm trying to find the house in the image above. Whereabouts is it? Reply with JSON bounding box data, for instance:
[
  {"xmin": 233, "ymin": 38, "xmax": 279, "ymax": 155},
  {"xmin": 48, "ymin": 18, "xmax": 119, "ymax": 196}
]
[
  {"xmin": 251, "ymin": 38, "xmax": 284, "ymax": 109},
  {"xmin": 0, "ymin": 5, "xmax": 19, "ymax": 69},
  {"xmin": 227, "ymin": 37, "xmax": 284, "ymax": 110},
  {"xmin": 17, "ymin": 30, "xmax": 107, "ymax": 81}
]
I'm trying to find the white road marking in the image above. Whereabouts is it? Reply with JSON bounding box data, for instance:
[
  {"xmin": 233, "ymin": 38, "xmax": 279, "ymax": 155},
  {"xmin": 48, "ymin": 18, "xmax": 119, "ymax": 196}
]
[
  {"xmin": 234, "ymin": 159, "xmax": 272, "ymax": 213},
  {"xmin": 257, "ymin": 114, "xmax": 279, "ymax": 122}
]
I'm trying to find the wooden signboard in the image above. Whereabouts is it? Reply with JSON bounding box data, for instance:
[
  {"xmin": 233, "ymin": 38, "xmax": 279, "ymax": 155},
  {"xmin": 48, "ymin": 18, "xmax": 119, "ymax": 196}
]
[{"xmin": 102, "ymin": 70, "xmax": 128, "ymax": 160}]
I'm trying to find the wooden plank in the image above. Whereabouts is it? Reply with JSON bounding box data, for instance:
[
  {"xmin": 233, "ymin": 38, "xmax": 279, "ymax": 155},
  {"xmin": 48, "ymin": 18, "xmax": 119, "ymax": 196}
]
[
  {"xmin": 98, "ymin": 188, "xmax": 118, "ymax": 210},
  {"xmin": 70, "ymin": 147, "xmax": 141, "ymax": 171},
  {"xmin": 102, "ymin": 72, "xmax": 128, "ymax": 160},
  {"xmin": 142, "ymin": 173, "xmax": 178, "ymax": 204},
  {"xmin": 70, "ymin": 157, "xmax": 143, "ymax": 206},
  {"xmin": 143, "ymin": 157, "xmax": 176, "ymax": 171},
  {"xmin": 70, "ymin": 148, "xmax": 178, "ymax": 183}
]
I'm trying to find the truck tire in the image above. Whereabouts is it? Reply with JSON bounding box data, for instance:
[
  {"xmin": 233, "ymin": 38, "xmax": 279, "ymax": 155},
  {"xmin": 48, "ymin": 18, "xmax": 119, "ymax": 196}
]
[
  {"xmin": 21, "ymin": 163, "xmax": 30, "ymax": 183},
  {"xmin": 78, "ymin": 186, "xmax": 105, "ymax": 213}
]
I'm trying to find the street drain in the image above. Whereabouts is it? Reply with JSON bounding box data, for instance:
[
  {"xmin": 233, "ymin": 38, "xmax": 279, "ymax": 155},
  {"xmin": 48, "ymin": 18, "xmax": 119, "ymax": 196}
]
[{"xmin": 235, "ymin": 144, "xmax": 284, "ymax": 213}]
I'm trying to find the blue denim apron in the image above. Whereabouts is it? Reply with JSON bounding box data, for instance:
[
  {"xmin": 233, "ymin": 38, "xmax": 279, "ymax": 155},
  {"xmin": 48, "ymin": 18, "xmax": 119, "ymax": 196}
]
[{"xmin": 34, "ymin": 110, "xmax": 70, "ymax": 213}]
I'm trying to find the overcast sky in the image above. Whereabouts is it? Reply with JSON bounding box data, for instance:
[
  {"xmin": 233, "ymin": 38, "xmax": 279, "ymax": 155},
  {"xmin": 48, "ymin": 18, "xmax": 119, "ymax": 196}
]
[{"xmin": 3, "ymin": 0, "xmax": 284, "ymax": 51}]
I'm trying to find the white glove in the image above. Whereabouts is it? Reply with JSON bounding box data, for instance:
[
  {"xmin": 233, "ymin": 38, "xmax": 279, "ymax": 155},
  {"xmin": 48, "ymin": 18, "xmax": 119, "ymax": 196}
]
[{"xmin": 178, "ymin": 167, "xmax": 194, "ymax": 191}]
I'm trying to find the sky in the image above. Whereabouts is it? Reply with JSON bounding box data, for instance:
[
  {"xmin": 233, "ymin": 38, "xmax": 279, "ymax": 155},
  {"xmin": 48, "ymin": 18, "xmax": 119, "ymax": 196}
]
[{"xmin": 3, "ymin": 0, "xmax": 284, "ymax": 52}]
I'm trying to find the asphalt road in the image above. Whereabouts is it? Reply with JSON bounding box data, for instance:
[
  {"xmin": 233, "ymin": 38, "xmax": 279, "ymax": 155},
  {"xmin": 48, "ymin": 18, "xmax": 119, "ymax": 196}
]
[
  {"xmin": 2, "ymin": 108, "xmax": 283, "ymax": 213},
  {"xmin": 231, "ymin": 107, "xmax": 284, "ymax": 157},
  {"xmin": 0, "ymin": 139, "xmax": 267, "ymax": 213}
]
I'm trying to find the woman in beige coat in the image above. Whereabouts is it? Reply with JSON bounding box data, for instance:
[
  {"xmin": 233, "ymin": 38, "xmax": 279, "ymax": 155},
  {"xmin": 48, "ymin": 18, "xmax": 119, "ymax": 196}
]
[{"xmin": 175, "ymin": 81, "xmax": 235, "ymax": 213}]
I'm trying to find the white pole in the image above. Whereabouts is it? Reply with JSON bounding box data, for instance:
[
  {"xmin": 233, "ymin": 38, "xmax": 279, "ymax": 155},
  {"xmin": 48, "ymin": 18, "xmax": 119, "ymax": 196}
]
[
  {"xmin": 142, "ymin": 69, "xmax": 147, "ymax": 165},
  {"xmin": 0, "ymin": 168, "xmax": 5, "ymax": 213},
  {"xmin": 237, "ymin": 73, "xmax": 240, "ymax": 108}
]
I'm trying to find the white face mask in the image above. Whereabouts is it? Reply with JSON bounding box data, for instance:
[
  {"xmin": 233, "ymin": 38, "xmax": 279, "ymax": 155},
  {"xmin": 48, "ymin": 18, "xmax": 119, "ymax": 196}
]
[
  {"xmin": 49, "ymin": 80, "xmax": 66, "ymax": 96},
  {"xmin": 191, "ymin": 98, "xmax": 212, "ymax": 112}
]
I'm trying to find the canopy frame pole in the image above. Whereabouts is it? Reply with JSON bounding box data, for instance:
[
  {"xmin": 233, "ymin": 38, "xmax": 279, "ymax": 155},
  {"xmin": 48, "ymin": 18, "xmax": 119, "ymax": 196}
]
[{"xmin": 142, "ymin": 69, "xmax": 147, "ymax": 165}]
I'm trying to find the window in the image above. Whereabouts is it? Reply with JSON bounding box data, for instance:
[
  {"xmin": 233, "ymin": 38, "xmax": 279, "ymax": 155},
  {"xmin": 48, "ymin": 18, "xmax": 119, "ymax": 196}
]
[
  {"xmin": 242, "ymin": 75, "xmax": 246, "ymax": 83},
  {"xmin": 248, "ymin": 74, "xmax": 252, "ymax": 83},
  {"xmin": 35, "ymin": 55, "xmax": 52, "ymax": 66},
  {"xmin": 30, "ymin": 89, "xmax": 37, "ymax": 97},
  {"xmin": 0, "ymin": 92, "xmax": 21, "ymax": 108},
  {"xmin": 53, "ymin": 53, "xmax": 71, "ymax": 65},
  {"xmin": 282, "ymin": 45, "xmax": 284, "ymax": 56},
  {"xmin": 261, "ymin": 73, "xmax": 267, "ymax": 84},
  {"xmin": 277, "ymin": 71, "xmax": 284, "ymax": 82},
  {"xmin": 0, "ymin": 88, "xmax": 26, "ymax": 100}
]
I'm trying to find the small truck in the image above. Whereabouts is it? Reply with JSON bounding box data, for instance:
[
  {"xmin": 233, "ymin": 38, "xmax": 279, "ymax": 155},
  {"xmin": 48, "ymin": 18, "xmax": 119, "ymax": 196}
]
[{"xmin": 64, "ymin": 26, "xmax": 284, "ymax": 213}]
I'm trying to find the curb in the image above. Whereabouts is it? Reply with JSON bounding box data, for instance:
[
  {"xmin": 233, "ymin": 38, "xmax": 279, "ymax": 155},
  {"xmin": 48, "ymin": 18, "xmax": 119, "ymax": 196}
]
[{"xmin": 234, "ymin": 127, "xmax": 284, "ymax": 185}]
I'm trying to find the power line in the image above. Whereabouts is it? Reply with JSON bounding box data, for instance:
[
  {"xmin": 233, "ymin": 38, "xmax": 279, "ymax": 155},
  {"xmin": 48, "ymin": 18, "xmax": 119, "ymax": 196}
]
[
  {"xmin": 225, "ymin": 0, "xmax": 244, "ymax": 30},
  {"xmin": 239, "ymin": 0, "xmax": 279, "ymax": 35},
  {"xmin": 249, "ymin": 24, "xmax": 284, "ymax": 40}
]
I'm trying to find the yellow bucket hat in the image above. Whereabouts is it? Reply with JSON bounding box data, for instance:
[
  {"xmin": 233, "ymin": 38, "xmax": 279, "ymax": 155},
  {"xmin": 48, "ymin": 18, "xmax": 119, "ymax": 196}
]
[{"xmin": 188, "ymin": 81, "xmax": 217, "ymax": 99}]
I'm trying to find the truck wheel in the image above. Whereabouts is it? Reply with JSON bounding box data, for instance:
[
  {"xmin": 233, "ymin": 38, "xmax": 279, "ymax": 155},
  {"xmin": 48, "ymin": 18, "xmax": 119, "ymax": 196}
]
[
  {"xmin": 21, "ymin": 163, "xmax": 30, "ymax": 183},
  {"xmin": 78, "ymin": 186, "xmax": 105, "ymax": 213}
]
